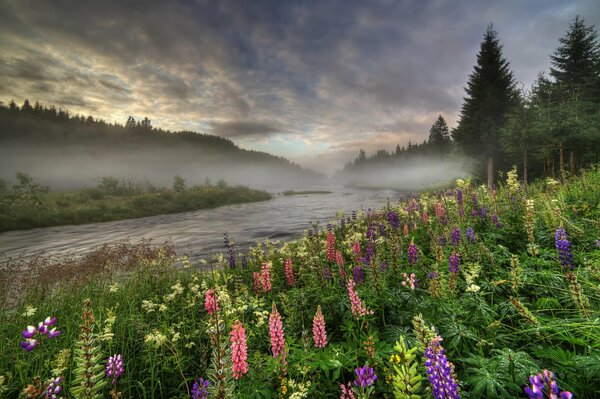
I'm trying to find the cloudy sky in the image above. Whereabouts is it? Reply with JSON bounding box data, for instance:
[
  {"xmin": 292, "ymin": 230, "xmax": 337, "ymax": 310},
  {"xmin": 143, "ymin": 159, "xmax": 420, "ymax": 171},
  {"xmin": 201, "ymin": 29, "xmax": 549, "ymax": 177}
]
[{"xmin": 1, "ymin": 0, "xmax": 599, "ymax": 173}]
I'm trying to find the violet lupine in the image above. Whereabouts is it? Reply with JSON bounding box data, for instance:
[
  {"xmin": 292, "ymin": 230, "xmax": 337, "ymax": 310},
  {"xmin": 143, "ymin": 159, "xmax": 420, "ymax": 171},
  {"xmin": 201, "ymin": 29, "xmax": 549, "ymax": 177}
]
[
  {"xmin": 312, "ymin": 305, "xmax": 328, "ymax": 348},
  {"xmin": 524, "ymin": 369, "xmax": 572, "ymax": 399},
  {"xmin": 204, "ymin": 288, "xmax": 219, "ymax": 315},
  {"xmin": 46, "ymin": 376, "xmax": 63, "ymax": 399},
  {"xmin": 354, "ymin": 365, "xmax": 377, "ymax": 388},
  {"xmin": 456, "ymin": 189, "xmax": 464, "ymax": 218},
  {"xmin": 230, "ymin": 320, "xmax": 248, "ymax": 380},
  {"xmin": 438, "ymin": 235, "xmax": 447, "ymax": 247},
  {"xmin": 466, "ymin": 227, "xmax": 475, "ymax": 244},
  {"xmin": 21, "ymin": 316, "xmax": 60, "ymax": 351},
  {"xmin": 284, "ymin": 258, "xmax": 295, "ymax": 286},
  {"xmin": 408, "ymin": 240, "xmax": 418, "ymax": 265},
  {"xmin": 347, "ymin": 279, "xmax": 372, "ymax": 318},
  {"xmin": 223, "ymin": 232, "xmax": 235, "ymax": 268},
  {"xmin": 269, "ymin": 302, "xmax": 286, "ymax": 363},
  {"xmin": 387, "ymin": 211, "xmax": 399, "ymax": 229},
  {"xmin": 191, "ymin": 378, "xmax": 210, "ymax": 399},
  {"xmin": 450, "ymin": 227, "xmax": 461, "ymax": 246},
  {"xmin": 554, "ymin": 227, "xmax": 574, "ymax": 270},
  {"xmin": 449, "ymin": 253, "xmax": 460, "ymax": 274},
  {"xmin": 353, "ymin": 266, "xmax": 365, "ymax": 284},
  {"xmin": 261, "ymin": 262, "xmax": 272, "ymax": 292},
  {"xmin": 327, "ymin": 231, "xmax": 337, "ymax": 262},
  {"xmin": 424, "ymin": 336, "xmax": 461, "ymax": 399},
  {"xmin": 105, "ymin": 354, "xmax": 125, "ymax": 385},
  {"xmin": 340, "ymin": 382, "xmax": 357, "ymax": 399},
  {"xmin": 492, "ymin": 213, "xmax": 502, "ymax": 228},
  {"xmin": 380, "ymin": 261, "xmax": 389, "ymax": 273}
]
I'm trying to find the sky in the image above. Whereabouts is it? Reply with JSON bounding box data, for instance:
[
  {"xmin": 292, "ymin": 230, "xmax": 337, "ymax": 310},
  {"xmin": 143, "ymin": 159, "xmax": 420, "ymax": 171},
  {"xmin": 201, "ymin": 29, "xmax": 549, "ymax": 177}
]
[{"xmin": 1, "ymin": 0, "xmax": 599, "ymax": 174}]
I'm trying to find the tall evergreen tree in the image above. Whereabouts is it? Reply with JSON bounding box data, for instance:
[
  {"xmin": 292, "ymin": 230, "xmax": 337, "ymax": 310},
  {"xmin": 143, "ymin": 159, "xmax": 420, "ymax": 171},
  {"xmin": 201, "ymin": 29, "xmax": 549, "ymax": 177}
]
[
  {"xmin": 452, "ymin": 25, "xmax": 518, "ymax": 187},
  {"xmin": 428, "ymin": 115, "xmax": 451, "ymax": 158}
]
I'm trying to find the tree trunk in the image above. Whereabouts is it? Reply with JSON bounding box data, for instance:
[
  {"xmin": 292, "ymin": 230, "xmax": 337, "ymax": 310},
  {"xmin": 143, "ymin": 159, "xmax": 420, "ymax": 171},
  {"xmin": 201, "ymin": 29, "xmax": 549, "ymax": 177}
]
[
  {"xmin": 552, "ymin": 157, "xmax": 555, "ymax": 179},
  {"xmin": 559, "ymin": 140, "xmax": 564, "ymax": 182},
  {"xmin": 523, "ymin": 148, "xmax": 528, "ymax": 185},
  {"xmin": 487, "ymin": 157, "xmax": 494, "ymax": 189},
  {"xmin": 569, "ymin": 150, "xmax": 575, "ymax": 174}
]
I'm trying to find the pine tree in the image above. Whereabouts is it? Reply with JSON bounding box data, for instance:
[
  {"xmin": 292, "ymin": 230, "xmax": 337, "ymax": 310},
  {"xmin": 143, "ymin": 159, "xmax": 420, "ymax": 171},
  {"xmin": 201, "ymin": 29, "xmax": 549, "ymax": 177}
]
[
  {"xmin": 452, "ymin": 25, "xmax": 518, "ymax": 187},
  {"xmin": 428, "ymin": 115, "xmax": 451, "ymax": 158}
]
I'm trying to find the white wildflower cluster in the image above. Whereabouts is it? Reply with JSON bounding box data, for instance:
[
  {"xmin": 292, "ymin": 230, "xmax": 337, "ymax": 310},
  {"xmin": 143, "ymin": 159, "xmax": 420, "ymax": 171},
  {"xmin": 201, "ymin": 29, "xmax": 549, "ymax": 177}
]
[
  {"xmin": 164, "ymin": 281, "xmax": 184, "ymax": 302},
  {"xmin": 506, "ymin": 166, "xmax": 520, "ymax": 194},
  {"xmin": 144, "ymin": 330, "xmax": 168, "ymax": 348},
  {"xmin": 180, "ymin": 255, "xmax": 192, "ymax": 269},
  {"xmin": 108, "ymin": 282, "xmax": 120, "ymax": 293},
  {"xmin": 51, "ymin": 349, "xmax": 72, "ymax": 377},
  {"xmin": 99, "ymin": 308, "xmax": 117, "ymax": 342},
  {"xmin": 287, "ymin": 379, "xmax": 311, "ymax": 399},
  {"xmin": 142, "ymin": 300, "xmax": 158, "ymax": 313},
  {"xmin": 21, "ymin": 305, "xmax": 37, "ymax": 317},
  {"xmin": 463, "ymin": 262, "xmax": 482, "ymax": 293}
]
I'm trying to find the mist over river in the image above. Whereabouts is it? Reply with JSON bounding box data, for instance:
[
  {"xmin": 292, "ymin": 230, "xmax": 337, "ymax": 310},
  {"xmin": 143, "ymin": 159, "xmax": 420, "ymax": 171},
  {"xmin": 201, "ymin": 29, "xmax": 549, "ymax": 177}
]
[{"xmin": 0, "ymin": 187, "xmax": 408, "ymax": 260}]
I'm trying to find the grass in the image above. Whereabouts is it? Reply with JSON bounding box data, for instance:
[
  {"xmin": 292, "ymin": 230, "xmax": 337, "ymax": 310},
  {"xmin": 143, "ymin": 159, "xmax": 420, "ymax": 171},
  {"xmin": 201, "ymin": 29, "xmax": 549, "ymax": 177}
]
[{"xmin": 0, "ymin": 167, "xmax": 599, "ymax": 398}]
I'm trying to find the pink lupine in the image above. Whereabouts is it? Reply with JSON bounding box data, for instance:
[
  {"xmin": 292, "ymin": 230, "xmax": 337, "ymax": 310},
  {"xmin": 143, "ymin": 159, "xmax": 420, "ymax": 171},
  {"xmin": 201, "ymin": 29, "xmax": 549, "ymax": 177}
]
[
  {"xmin": 261, "ymin": 262, "xmax": 272, "ymax": 292},
  {"xmin": 269, "ymin": 302, "xmax": 286, "ymax": 363},
  {"xmin": 347, "ymin": 279, "xmax": 372, "ymax": 318},
  {"xmin": 422, "ymin": 210, "xmax": 429, "ymax": 224},
  {"xmin": 326, "ymin": 231, "xmax": 337, "ymax": 262},
  {"xmin": 340, "ymin": 382, "xmax": 356, "ymax": 399},
  {"xmin": 253, "ymin": 271, "xmax": 261, "ymax": 294},
  {"xmin": 284, "ymin": 258, "xmax": 295, "ymax": 286},
  {"xmin": 204, "ymin": 288, "xmax": 219, "ymax": 315},
  {"xmin": 336, "ymin": 250, "xmax": 347, "ymax": 281},
  {"xmin": 403, "ymin": 224, "xmax": 409, "ymax": 238},
  {"xmin": 402, "ymin": 272, "xmax": 417, "ymax": 290},
  {"xmin": 230, "ymin": 320, "xmax": 248, "ymax": 380},
  {"xmin": 435, "ymin": 202, "xmax": 445, "ymax": 220},
  {"xmin": 353, "ymin": 241, "xmax": 362, "ymax": 262},
  {"xmin": 312, "ymin": 305, "xmax": 328, "ymax": 348}
]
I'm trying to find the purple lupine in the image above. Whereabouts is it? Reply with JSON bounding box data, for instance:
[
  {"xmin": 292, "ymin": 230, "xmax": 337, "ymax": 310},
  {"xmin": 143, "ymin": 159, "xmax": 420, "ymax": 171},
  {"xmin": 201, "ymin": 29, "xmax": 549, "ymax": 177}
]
[
  {"xmin": 554, "ymin": 227, "xmax": 574, "ymax": 270},
  {"xmin": 353, "ymin": 266, "xmax": 365, "ymax": 284},
  {"xmin": 106, "ymin": 354, "xmax": 125, "ymax": 385},
  {"xmin": 224, "ymin": 232, "xmax": 235, "ymax": 268},
  {"xmin": 449, "ymin": 253, "xmax": 460, "ymax": 273},
  {"xmin": 480, "ymin": 205, "xmax": 487, "ymax": 220},
  {"xmin": 323, "ymin": 267, "xmax": 331, "ymax": 279},
  {"xmin": 366, "ymin": 224, "xmax": 377, "ymax": 241},
  {"xmin": 191, "ymin": 378, "xmax": 210, "ymax": 399},
  {"xmin": 424, "ymin": 336, "xmax": 461, "ymax": 399},
  {"xmin": 20, "ymin": 317, "xmax": 60, "ymax": 351},
  {"xmin": 524, "ymin": 369, "xmax": 572, "ymax": 399},
  {"xmin": 456, "ymin": 189, "xmax": 464, "ymax": 218},
  {"xmin": 20, "ymin": 338, "xmax": 38, "ymax": 352},
  {"xmin": 451, "ymin": 227, "xmax": 461, "ymax": 246},
  {"xmin": 438, "ymin": 235, "xmax": 447, "ymax": 247},
  {"xmin": 365, "ymin": 243, "xmax": 375, "ymax": 266},
  {"xmin": 388, "ymin": 211, "xmax": 399, "ymax": 229},
  {"xmin": 471, "ymin": 194, "xmax": 478, "ymax": 216},
  {"xmin": 408, "ymin": 241, "xmax": 418, "ymax": 265},
  {"xmin": 466, "ymin": 227, "xmax": 475, "ymax": 244},
  {"xmin": 380, "ymin": 262, "xmax": 389, "ymax": 273},
  {"xmin": 354, "ymin": 365, "xmax": 377, "ymax": 388},
  {"xmin": 46, "ymin": 376, "xmax": 63, "ymax": 399},
  {"xmin": 492, "ymin": 213, "xmax": 502, "ymax": 228}
]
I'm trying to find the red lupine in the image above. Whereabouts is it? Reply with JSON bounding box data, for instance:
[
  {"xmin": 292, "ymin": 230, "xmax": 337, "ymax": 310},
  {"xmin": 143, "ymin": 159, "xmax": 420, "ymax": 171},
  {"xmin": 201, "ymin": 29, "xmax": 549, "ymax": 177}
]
[
  {"xmin": 204, "ymin": 288, "xmax": 219, "ymax": 315},
  {"xmin": 230, "ymin": 320, "xmax": 248, "ymax": 380},
  {"xmin": 269, "ymin": 302, "xmax": 286, "ymax": 363},
  {"xmin": 312, "ymin": 305, "xmax": 328, "ymax": 348},
  {"xmin": 284, "ymin": 258, "xmax": 295, "ymax": 286},
  {"xmin": 261, "ymin": 262, "xmax": 272, "ymax": 292},
  {"xmin": 326, "ymin": 231, "xmax": 337, "ymax": 262},
  {"xmin": 347, "ymin": 279, "xmax": 372, "ymax": 318}
]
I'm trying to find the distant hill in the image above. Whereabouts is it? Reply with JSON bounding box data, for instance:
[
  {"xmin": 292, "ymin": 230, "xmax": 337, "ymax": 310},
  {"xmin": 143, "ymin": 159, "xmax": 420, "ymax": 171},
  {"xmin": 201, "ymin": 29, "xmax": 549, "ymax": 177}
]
[{"xmin": 0, "ymin": 100, "xmax": 325, "ymax": 189}]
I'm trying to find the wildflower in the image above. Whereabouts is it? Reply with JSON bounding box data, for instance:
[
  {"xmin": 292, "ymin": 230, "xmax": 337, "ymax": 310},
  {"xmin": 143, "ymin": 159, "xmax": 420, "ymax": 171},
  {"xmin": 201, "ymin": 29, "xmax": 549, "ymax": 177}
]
[
  {"xmin": 449, "ymin": 253, "xmax": 460, "ymax": 273},
  {"xmin": 261, "ymin": 262, "xmax": 272, "ymax": 292},
  {"xmin": 435, "ymin": 203, "xmax": 445, "ymax": 220},
  {"xmin": 353, "ymin": 241, "xmax": 362, "ymax": 261},
  {"xmin": 424, "ymin": 336, "xmax": 460, "ymax": 399},
  {"xmin": 269, "ymin": 302, "xmax": 286, "ymax": 361},
  {"xmin": 524, "ymin": 369, "xmax": 572, "ymax": 399},
  {"xmin": 492, "ymin": 213, "xmax": 502, "ymax": 228},
  {"xmin": 230, "ymin": 320, "xmax": 248, "ymax": 379},
  {"xmin": 354, "ymin": 365, "xmax": 377, "ymax": 388},
  {"xmin": 191, "ymin": 378, "xmax": 210, "ymax": 399},
  {"xmin": 46, "ymin": 376, "xmax": 63, "ymax": 399},
  {"xmin": 438, "ymin": 235, "xmax": 447, "ymax": 247},
  {"xmin": 347, "ymin": 279, "xmax": 372, "ymax": 318},
  {"xmin": 253, "ymin": 271, "xmax": 261, "ymax": 294},
  {"xmin": 204, "ymin": 288, "xmax": 219, "ymax": 315},
  {"xmin": 480, "ymin": 205, "xmax": 487, "ymax": 219},
  {"xmin": 403, "ymin": 224, "xmax": 409, "ymax": 238},
  {"xmin": 20, "ymin": 317, "xmax": 60, "ymax": 351},
  {"xmin": 456, "ymin": 189, "xmax": 464, "ymax": 218},
  {"xmin": 408, "ymin": 240, "xmax": 418, "ymax": 265},
  {"xmin": 402, "ymin": 273, "xmax": 417, "ymax": 290},
  {"xmin": 422, "ymin": 210, "xmax": 429, "ymax": 224},
  {"xmin": 109, "ymin": 282, "xmax": 120, "ymax": 293},
  {"xmin": 387, "ymin": 211, "xmax": 399, "ymax": 229},
  {"xmin": 284, "ymin": 258, "xmax": 295, "ymax": 286},
  {"xmin": 353, "ymin": 266, "xmax": 365, "ymax": 284},
  {"xmin": 451, "ymin": 227, "xmax": 461, "ymax": 246},
  {"xmin": 312, "ymin": 305, "xmax": 327, "ymax": 348},
  {"xmin": 20, "ymin": 338, "xmax": 38, "ymax": 352},
  {"xmin": 340, "ymin": 382, "xmax": 356, "ymax": 399},
  {"xmin": 326, "ymin": 231, "xmax": 337, "ymax": 262},
  {"xmin": 105, "ymin": 354, "xmax": 124, "ymax": 384},
  {"xmin": 144, "ymin": 330, "xmax": 167, "ymax": 347},
  {"xmin": 554, "ymin": 227, "xmax": 574, "ymax": 269},
  {"xmin": 466, "ymin": 227, "xmax": 475, "ymax": 244},
  {"xmin": 21, "ymin": 305, "xmax": 37, "ymax": 317}
]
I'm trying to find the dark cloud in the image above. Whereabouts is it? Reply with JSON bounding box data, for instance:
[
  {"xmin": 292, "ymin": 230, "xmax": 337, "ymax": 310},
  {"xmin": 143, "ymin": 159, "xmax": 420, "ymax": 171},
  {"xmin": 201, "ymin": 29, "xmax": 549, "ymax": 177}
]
[{"xmin": 0, "ymin": 0, "xmax": 598, "ymax": 172}]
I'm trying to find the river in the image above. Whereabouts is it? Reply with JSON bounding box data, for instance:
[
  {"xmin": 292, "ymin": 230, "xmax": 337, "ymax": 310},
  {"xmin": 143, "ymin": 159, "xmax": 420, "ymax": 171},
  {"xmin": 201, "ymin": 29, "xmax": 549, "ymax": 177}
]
[{"xmin": 0, "ymin": 187, "xmax": 407, "ymax": 260}]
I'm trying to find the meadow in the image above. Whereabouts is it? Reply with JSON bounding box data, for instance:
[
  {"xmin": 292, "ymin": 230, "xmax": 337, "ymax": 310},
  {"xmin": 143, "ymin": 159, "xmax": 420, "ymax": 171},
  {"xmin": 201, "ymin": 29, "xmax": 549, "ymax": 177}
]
[{"xmin": 1, "ymin": 167, "xmax": 599, "ymax": 398}]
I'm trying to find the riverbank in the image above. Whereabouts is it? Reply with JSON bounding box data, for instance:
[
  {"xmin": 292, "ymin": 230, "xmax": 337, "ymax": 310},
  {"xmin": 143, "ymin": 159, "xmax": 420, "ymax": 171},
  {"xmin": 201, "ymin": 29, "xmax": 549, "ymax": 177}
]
[
  {"xmin": 0, "ymin": 176, "xmax": 271, "ymax": 232},
  {"xmin": 1, "ymin": 167, "xmax": 599, "ymax": 398}
]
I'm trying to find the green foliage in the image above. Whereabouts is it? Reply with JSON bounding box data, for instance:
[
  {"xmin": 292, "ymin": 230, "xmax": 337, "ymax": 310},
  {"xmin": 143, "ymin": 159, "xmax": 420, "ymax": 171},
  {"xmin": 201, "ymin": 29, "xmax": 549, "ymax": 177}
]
[{"xmin": 390, "ymin": 336, "xmax": 422, "ymax": 399}]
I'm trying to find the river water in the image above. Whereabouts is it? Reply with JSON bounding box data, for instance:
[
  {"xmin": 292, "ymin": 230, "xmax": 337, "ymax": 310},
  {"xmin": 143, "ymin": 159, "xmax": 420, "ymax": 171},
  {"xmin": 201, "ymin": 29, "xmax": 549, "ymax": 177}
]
[{"xmin": 0, "ymin": 187, "xmax": 407, "ymax": 260}]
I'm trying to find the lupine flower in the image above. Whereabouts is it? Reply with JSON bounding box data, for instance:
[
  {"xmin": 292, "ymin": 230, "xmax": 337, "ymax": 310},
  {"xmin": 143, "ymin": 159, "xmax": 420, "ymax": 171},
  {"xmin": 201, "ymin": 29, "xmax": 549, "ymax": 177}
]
[
  {"xmin": 438, "ymin": 235, "xmax": 447, "ymax": 247},
  {"xmin": 340, "ymin": 382, "xmax": 357, "ymax": 399},
  {"xmin": 323, "ymin": 267, "xmax": 331, "ymax": 279},
  {"xmin": 354, "ymin": 365, "xmax": 377, "ymax": 388},
  {"xmin": 524, "ymin": 369, "xmax": 572, "ymax": 399},
  {"xmin": 380, "ymin": 261, "xmax": 389, "ymax": 273},
  {"xmin": 204, "ymin": 288, "xmax": 219, "ymax": 315},
  {"xmin": 471, "ymin": 193, "xmax": 478, "ymax": 215},
  {"xmin": 435, "ymin": 203, "xmax": 445, "ymax": 220},
  {"xmin": 466, "ymin": 227, "xmax": 475, "ymax": 244},
  {"xmin": 456, "ymin": 189, "xmax": 464, "ymax": 218},
  {"xmin": 230, "ymin": 320, "xmax": 248, "ymax": 379},
  {"xmin": 327, "ymin": 231, "xmax": 337, "ymax": 262},
  {"xmin": 353, "ymin": 241, "xmax": 362, "ymax": 261},
  {"xmin": 451, "ymin": 227, "xmax": 461, "ymax": 246},
  {"xmin": 22, "ymin": 325, "xmax": 36, "ymax": 338},
  {"xmin": 347, "ymin": 279, "xmax": 372, "ymax": 318},
  {"xmin": 408, "ymin": 240, "xmax": 418, "ymax": 265},
  {"xmin": 424, "ymin": 336, "xmax": 460, "ymax": 399},
  {"xmin": 253, "ymin": 271, "xmax": 261, "ymax": 294},
  {"xmin": 105, "ymin": 354, "xmax": 125, "ymax": 385},
  {"xmin": 261, "ymin": 262, "xmax": 272, "ymax": 292},
  {"xmin": 223, "ymin": 233, "xmax": 235, "ymax": 268},
  {"xmin": 269, "ymin": 302, "xmax": 286, "ymax": 361},
  {"xmin": 492, "ymin": 213, "xmax": 502, "ymax": 228},
  {"xmin": 402, "ymin": 272, "xmax": 417, "ymax": 290},
  {"xmin": 191, "ymin": 378, "xmax": 210, "ymax": 399},
  {"xmin": 387, "ymin": 211, "xmax": 399, "ymax": 229},
  {"xmin": 449, "ymin": 253, "xmax": 460, "ymax": 273},
  {"xmin": 20, "ymin": 317, "xmax": 60, "ymax": 351},
  {"xmin": 312, "ymin": 305, "xmax": 328, "ymax": 348},
  {"xmin": 554, "ymin": 227, "xmax": 574, "ymax": 269},
  {"xmin": 403, "ymin": 224, "xmax": 409, "ymax": 238},
  {"xmin": 46, "ymin": 376, "xmax": 63, "ymax": 399},
  {"xmin": 20, "ymin": 338, "xmax": 38, "ymax": 352},
  {"xmin": 480, "ymin": 205, "xmax": 487, "ymax": 219},
  {"xmin": 284, "ymin": 258, "xmax": 295, "ymax": 286},
  {"xmin": 353, "ymin": 266, "xmax": 365, "ymax": 284},
  {"xmin": 422, "ymin": 210, "xmax": 429, "ymax": 224}
]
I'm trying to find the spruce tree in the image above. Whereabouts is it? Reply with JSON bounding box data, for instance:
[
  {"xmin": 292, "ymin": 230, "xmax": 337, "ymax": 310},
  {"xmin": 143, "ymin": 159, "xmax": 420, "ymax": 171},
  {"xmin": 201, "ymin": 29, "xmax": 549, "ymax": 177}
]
[
  {"xmin": 452, "ymin": 25, "xmax": 518, "ymax": 187},
  {"xmin": 428, "ymin": 115, "xmax": 451, "ymax": 158}
]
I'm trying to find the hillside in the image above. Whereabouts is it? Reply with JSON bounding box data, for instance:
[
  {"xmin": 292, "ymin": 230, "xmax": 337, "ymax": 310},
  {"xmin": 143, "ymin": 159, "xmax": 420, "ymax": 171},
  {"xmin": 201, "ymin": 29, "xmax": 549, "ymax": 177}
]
[{"xmin": 0, "ymin": 101, "xmax": 325, "ymax": 189}]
